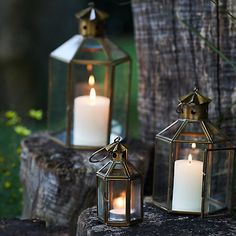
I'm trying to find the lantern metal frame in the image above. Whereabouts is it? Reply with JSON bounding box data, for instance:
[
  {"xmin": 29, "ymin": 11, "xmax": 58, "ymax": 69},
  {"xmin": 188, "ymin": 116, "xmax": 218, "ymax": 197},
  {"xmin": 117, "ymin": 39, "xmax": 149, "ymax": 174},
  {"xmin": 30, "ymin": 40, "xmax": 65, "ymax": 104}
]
[
  {"xmin": 91, "ymin": 138, "xmax": 143, "ymax": 226},
  {"xmin": 47, "ymin": 4, "xmax": 132, "ymax": 150},
  {"xmin": 152, "ymin": 88, "xmax": 236, "ymax": 217}
]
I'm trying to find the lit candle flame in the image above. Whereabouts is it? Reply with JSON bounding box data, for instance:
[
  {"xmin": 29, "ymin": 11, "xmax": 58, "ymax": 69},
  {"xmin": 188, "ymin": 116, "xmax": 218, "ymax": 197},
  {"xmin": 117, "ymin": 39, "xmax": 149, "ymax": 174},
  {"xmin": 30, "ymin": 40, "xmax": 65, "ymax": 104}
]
[
  {"xmin": 88, "ymin": 75, "xmax": 95, "ymax": 86},
  {"xmin": 89, "ymin": 88, "xmax": 96, "ymax": 103},
  {"xmin": 191, "ymin": 143, "xmax": 196, "ymax": 149},
  {"xmin": 113, "ymin": 192, "xmax": 126, "ymax": 209},
  {"xmin": 188, "ymin": 153, "xmax": 192, "ymax": 164}
]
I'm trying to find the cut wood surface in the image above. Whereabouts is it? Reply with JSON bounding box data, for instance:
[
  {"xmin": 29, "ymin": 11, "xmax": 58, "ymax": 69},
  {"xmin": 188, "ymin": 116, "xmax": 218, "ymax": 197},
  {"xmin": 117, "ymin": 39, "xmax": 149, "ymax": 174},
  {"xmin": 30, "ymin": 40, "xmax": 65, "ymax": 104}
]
[{"xmin": 132, "ymin": 0, "xmax": 236, "ymax": 144}]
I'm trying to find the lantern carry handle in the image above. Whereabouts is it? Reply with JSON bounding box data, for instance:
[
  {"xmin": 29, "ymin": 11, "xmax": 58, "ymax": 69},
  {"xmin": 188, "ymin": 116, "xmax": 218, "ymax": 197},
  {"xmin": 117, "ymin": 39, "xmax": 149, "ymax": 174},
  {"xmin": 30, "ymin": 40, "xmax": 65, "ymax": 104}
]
[
  {"xmin": 89, "ymin": 147, "xmax": 111, "ymax": 163},
  {"xmin": 89, "ymin": 137, "xmax": 121, "ymax": 163}
]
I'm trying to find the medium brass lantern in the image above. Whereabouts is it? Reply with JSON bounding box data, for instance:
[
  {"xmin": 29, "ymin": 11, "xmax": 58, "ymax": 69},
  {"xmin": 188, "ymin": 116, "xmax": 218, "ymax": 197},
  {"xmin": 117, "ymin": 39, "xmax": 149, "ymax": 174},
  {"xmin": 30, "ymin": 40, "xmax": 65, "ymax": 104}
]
[
  {"xmin": 90, "ymin": 137, "xmax": 143, "ymax": 226},
  {"xmin": 48, "ymin": 3, "xmax": 131, "ymax": 149},
  {"xmin": 153, "ymin": 88, "xmax": 235, "ymax": 217}
]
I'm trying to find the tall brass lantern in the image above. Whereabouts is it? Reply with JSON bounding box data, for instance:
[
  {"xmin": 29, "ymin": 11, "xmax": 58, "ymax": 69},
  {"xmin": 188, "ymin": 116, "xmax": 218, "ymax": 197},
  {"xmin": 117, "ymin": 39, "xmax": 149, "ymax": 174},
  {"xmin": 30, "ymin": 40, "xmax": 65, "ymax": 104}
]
[
  {"xmin": 90, "ymin": 137, "xmax": 143, "ymax": 226},
  {"xmin": 48, "ymin": 3, "xmax": 131, "ymax": 149},
  {"xmin": 153, "ymin": 88, "xmax": 235, "ymax": 217}
]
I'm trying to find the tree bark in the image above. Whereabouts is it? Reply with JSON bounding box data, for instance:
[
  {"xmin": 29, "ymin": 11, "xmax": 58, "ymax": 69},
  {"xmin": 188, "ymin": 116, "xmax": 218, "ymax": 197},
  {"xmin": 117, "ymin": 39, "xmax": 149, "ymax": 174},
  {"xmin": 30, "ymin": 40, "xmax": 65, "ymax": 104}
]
[{"xmin": 132, "ymin": 0, "xmax": 236, "ymax": 144}]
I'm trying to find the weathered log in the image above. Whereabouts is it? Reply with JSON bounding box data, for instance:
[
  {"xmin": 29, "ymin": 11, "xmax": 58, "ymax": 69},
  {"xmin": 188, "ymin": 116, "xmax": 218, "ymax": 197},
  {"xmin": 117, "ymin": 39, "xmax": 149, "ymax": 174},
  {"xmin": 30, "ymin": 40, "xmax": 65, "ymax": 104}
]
[
  {"xmin": 132, "ymin": 0, "xmax": 236, "ymax": 144},
  {"xmin": 20, "ymin": 133, "xmax": 151, "ymax": 233},
  {"xmin": 77, "ymin": 200, "xmax": 236, "ymax": 236},
  {"xmin": 0, "ymin": 219, "xmax": 69, "ymax": 236}
]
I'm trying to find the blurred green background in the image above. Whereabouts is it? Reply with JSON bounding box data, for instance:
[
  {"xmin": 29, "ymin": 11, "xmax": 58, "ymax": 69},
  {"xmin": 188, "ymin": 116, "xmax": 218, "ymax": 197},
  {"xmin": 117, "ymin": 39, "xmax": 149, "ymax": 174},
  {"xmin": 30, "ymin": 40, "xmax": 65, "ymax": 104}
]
[{"xmin": 0, "ymin": 0, "xmax": 138, "ymax": 217}]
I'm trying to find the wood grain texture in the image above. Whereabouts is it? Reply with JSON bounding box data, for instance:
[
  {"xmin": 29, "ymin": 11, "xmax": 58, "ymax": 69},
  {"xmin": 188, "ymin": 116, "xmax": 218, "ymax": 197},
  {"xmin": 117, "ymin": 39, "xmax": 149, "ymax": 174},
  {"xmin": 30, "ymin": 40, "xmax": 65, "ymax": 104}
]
[
  {"xmin": 20, "ymin": 133, "xmax": 151, "ymax": 233},
  {"xmin": 132, "ymin": 0, "xmax": 236, "ymax": 144}
]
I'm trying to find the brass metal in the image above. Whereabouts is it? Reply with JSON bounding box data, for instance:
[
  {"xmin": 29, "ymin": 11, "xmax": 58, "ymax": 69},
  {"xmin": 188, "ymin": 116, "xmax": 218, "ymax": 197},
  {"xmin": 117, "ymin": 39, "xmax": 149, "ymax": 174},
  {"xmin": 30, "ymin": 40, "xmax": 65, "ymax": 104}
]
[
  {"xmin": 76, "ymin": 2, "xmax": 108, "ymax": 37},
  {"xmin": 153, "ymin": 88, "xmax": 235, "ymax": 217},
  {"xmin": 90, "ymin": 138, "xmax": 143, "ymax": 226},
  {"xmin": 177, "ymin": 88, "xmax": 211, "ymax": 120}
]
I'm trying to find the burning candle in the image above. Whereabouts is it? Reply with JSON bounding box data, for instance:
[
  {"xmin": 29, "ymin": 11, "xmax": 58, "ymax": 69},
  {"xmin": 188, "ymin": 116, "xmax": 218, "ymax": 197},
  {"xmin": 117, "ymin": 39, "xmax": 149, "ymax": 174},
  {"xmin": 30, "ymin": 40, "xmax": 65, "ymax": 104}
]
[
  {"xmin": 109, "ymin": 192, "xmax": 126, "ymax": 221},
  {"xmin": 73, "ymin": 77, "xmax": 110, "ymax": 146},
  {"xmin": 172, "ymin": 153, "xmax": 203, "ymax": 213},
  {"xmin": 109, "ymin": 192, "xmax": 135, "ymax": 221}
]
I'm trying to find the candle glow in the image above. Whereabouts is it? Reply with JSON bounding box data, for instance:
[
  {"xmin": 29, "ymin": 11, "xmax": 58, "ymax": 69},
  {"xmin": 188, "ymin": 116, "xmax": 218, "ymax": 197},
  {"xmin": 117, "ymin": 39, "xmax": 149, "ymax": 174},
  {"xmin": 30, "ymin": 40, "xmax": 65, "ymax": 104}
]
[
  {"xmin": 113, "ymin": 192, "xmax": 126, "ymax": 210},
  {"xmin": 88, "ymin": 74, "xmax": 95, "ymax": 86}
]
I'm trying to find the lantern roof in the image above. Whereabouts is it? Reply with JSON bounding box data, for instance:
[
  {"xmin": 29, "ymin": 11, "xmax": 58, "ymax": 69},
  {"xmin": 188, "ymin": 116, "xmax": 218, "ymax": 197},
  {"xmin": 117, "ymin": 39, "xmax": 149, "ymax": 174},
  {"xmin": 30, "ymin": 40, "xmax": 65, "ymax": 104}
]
[
  {"xmin": 179, "ymin": 87, "xmax": 212, "ymax": 105},
  {"xmin": 95, "ymin": 137, "xmax": 142, "ymax": 179},
  {"xmin": 157, "ymin": 119, "xmax": 229, "ymax": 144},
  {"xmin": 97, "ymin": 160, "xmax": 141, "ymax": 179},
  {"xmin": 75, "ymin": 3, "xmax": 109, "ymax": 22}
]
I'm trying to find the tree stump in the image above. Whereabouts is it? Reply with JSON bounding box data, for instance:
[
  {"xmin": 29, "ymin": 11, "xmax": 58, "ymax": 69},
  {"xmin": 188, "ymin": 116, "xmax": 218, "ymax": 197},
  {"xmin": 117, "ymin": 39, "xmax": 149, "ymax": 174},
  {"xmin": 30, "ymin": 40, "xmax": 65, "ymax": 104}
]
[
  {"xmin": 20, "ymin": 133, "xmax": 151, "ymax": 233},
  {"xmin": 0, "ymin": 219, "xmax": 68, "ymax": 236},
  {"xmin": 77, "ymin": 201, "xmax": 236, "ymax": 236}
]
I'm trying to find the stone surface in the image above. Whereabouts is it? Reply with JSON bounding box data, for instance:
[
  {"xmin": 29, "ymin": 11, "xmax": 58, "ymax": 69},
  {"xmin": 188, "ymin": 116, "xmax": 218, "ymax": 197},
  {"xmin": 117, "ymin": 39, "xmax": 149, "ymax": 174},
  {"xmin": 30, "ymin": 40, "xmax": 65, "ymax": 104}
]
[
  {"xmin": 20, "ymin": 132, "xmax": 151, "ymax": 233},
  {"xmin": 77, "ymin": 202, "xmax": 236, "ymax": 236},
  {"xmin": 0, "ymin": 219, "xmax": 68, "ymax": 236}
]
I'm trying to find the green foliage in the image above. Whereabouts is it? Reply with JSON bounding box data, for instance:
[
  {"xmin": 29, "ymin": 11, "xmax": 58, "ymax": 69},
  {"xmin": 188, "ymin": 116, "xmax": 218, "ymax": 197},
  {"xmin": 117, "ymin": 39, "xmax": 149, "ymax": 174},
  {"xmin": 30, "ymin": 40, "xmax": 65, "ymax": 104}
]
[
  {"xmin": 28, "ymin": 109, "xmax": 43, "ymax": 121},
  {"xmin": 5, "ymin": 111, "xmax": 21, "ymax": 126},
  {"xmin": 14, "ymin": 125, "xmax": 32, "ymax": 136},
  {"xmin": 0, "ymin": 108, "xmax": 44, "ymax": 217}
]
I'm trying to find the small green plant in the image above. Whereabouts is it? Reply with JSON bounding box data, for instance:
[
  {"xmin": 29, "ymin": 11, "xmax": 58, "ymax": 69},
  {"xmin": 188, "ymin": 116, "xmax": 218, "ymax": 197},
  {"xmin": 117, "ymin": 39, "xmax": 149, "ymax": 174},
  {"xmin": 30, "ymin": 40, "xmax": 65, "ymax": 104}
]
[
  {"xmin": 0, "ymin": 109, "xmax": 44, "ymax": 217},
  {"xmin": 3, "ymin": 109, "xmax": 43, "ymax": 136}
]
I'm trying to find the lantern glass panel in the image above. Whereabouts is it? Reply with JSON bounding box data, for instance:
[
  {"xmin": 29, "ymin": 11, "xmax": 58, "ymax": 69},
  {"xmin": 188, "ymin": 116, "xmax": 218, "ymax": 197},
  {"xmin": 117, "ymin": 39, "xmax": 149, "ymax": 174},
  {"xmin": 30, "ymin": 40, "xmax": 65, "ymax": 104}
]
[
  {"xmin": 97, "ymin": 177, "xmax": 105, "ymax": 220},
  {"xmin": 131, "ymin": 178, "xmax": 142, "ymax": 220},
  {"xmin": 204, "ymin": 121, "xmax": 228, "ymax": 142},
  {"xmin": 111, "ymin": 62, "xmax": 130, "ymax": 140},
  {"xmin": 75, "ymin": 38, "xmax": 108, "ymax": 61},
  {"xmin": 71, "ymin": 63, "xmax": 109, "ymax": 97},
  {"xmin": 126, "ymin": 162, "xmax": 140, "ymax": 176},
  {"xmin": 173, "ymin": 142, "xmax": 206, "ymax": 162},
  {"xmin": 159, "ymin": 120, "xmax": 184, "ymax": 139},
  {"xmin": 99, "ymin": 161, "xmax": 112, "ymax": 175},
  {"xmin": 153, "ymin": 139, "xmax": 172, "ymax": 208},
  {"xmin": 203, "ymin": 148, "xmax": 234, "ymax": 215},
  {"xmin": 176, "ymin": 121, "xmax": 208, "ymax": 142},
  {"xmin": 109, "ymin": 163, "xmax": 127, "ymax": 177},
  {"xmin": 103, "ymin": 38, "xmax": 127, "ymax": 61},
  {"xmin": 48, "ymin": 58, "xmax": 68, "ymax": 143},
  {"xmin": 108, "ymin": 180, "xmax": 127, "ymax": 222}
]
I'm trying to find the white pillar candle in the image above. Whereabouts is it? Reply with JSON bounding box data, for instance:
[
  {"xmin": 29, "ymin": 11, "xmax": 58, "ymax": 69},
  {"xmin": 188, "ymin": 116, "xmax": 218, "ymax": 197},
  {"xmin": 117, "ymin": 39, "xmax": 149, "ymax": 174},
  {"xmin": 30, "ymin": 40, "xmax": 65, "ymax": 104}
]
[
  {"xmin": 73, "ymin": 88, "xmax": 110, "ymax": 146},
  {"xmin": 172, "ymin": 154, "xmax": 203, "ymax": 213}
]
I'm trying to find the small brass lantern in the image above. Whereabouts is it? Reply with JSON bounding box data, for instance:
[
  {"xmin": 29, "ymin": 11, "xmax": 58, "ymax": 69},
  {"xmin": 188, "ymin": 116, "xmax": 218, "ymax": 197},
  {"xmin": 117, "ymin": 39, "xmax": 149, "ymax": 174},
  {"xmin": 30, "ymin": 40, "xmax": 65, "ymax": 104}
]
[
  {"xmin": 153, "ymin": 88, "xmax": 235, "ymax": 217},
  {"xmin": 90, "ymin": 137, "xmax": 143, "ymax": 226},
  {"xmin": 48, "ymin": 3, "xmax": 131, "ymax": 149}
]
